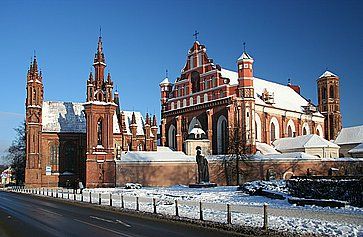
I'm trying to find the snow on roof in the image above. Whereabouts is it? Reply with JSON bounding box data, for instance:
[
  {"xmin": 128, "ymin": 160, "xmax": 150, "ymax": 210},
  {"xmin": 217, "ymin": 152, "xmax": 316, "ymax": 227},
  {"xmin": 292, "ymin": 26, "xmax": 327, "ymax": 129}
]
[
  {"xmin": 118, "ymin": 146, "xmax": 195, "ymax": 163},
  {"xmin": 319, "ymin": 70, "xmax": 338, "ymax": 79},
  {"xmin": 159, "ymin": 77, "xmax": 171, "ymax": 85},
  {"xmin": 253, "ymin": 151, "xmax": 320, "ymax": 160},
  {"xmin": 348, "ymin": 143, "xmax": 363, "ymax": 154},
  {"xmin": 256, "ymin": 142, "xmax": 280, "ymax": 155},
  {"xmin": 42, "ymin": 101, "xmax": 120, "ymax": 134},
  {"xmin": 220, "ymin": 69, "xmax": 321, "ymax": 115},
  {"xmin": 273, "ymin": 134, "xmax": 339, "ymax": 151},
  {"xmin": 123, "ymin": 111, "xmax": 145, "ymax": 136},
  {"xmin": 334, "ymin": 125, "xmax": 363, "ymax": 145},
  {"xmin": 237, "ymin": 51, "xmax": 253, "ymax": 61},
  {"xmin": 42, "ymin": 101, "xmax": 86, "ymax": 133}
]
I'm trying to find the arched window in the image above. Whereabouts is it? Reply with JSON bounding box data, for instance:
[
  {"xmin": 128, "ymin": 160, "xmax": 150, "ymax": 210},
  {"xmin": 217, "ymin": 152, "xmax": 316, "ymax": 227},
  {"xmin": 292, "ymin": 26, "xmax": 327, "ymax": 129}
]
[
  {"xmin": 189, "ymin": 97, "xmax": 194, "ymax": 106},
  {"xmin": 270, "ymin": 117, "xmax": 280, "ymax": 143},
  {"xmin": 49, "ymin": 143, "xmax": 59, "ymax": 170},
  {"xmin": 168, "ymin": 125, "xmax": 177, "ymax": 150},
  {"xmin": 171, "ymin": 102, "xmax": 174, "ymax": 110},
  {"xmin": 97, "ymin": 118, "xmax": 103, "ymax": 146},
  {"xmin": 288, "ymin": 126, "xmax": 293, "ymax": 137},
  {"xmin": 255, "ymin": 113, "xmax": 262, "ymax": 142},
  {"xmin": 64, "ymin": 142, "xmax": 76, "ymax": 172},
  {"xmin": 316, "ymin": 124, "xmax": 323, "ymax": 137},
  {"xmin": 197, "ymin": 95, "xmax": 201, "ymax": 104},
  {"xmin": 183, "ymin": 99, "xmax": 187, "ymax": 107},
  {"xmin": 191, "ymin": 71, "xmax": 200, "ymax": 93},
  {"xmin": 286, "ymin": 119, "xmax": 296, "ymax": 137},
  {"xmin": 177, "ymin": 100, "xmax": 181, "ymax": 109},
  {"xmin": 271, "ymin": 123, "xmax": 276, "ymax": 141},
  {"xmin": 302, "ymin": 123, "xmax": 310, "ymax": 135},
  {"xmin": 138, "ymin": 143, "xmax": 143, "ymax": 151},
  {"xmin": 217, "ymin": 115, "xmax": 228, "ymax": 154},
  {"xmin": 98, "ymin": 92, "xmax": 103, "ymax": 101},
  {"xmin": 322, "ymin": 87, "xmax": 327, "ymax": 100},
  {"xmin": 329, "ymin": 85, "xmax": 334, "ymax": 99},
  {"xmin": 204, "ymin": 93, "xmax": 208, "ymax": 102}
]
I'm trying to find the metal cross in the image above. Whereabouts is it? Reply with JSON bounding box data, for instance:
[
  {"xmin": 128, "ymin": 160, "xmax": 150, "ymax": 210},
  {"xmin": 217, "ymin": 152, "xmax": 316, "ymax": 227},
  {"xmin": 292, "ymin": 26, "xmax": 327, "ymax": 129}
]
[{"xmin": 193, "ymin": 30, "xmax": 199, "ymax": 41}]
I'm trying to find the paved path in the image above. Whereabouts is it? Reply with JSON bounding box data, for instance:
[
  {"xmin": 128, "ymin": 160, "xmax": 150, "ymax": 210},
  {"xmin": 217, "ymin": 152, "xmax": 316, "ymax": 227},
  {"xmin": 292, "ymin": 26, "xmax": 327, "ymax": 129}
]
[{"xmin": 0, "ymin": 191, "xmax": 245, "ymax": 237}]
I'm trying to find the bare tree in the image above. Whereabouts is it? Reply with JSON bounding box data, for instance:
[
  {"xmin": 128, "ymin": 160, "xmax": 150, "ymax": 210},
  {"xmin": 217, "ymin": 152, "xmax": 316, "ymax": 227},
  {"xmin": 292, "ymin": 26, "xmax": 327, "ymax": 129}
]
[{"xmin": 6, "ymin": 122, "xmax": 26, "ymax": 185}]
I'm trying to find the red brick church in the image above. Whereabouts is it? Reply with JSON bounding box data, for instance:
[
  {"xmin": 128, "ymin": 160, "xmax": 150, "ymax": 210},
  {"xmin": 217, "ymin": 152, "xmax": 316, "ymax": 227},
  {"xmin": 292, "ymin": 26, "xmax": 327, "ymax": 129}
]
[
  {"xmin": 25, "ymin": 36, "xmax": 158, "ymax": 188},
  {"xmin": 159, "ymin": 39, "xmax": 342, "ymax": 154}
]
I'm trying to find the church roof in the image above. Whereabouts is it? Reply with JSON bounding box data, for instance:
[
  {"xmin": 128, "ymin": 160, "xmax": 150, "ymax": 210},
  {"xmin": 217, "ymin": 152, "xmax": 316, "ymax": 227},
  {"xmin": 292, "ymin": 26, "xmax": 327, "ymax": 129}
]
[
  {"xmin": 42, "ymin": 101, "xmax": 121, "ymax": 134},
  {"xmin": 159, "ymin": 77, "xmax": 171, "ymax": 85},
  {"xmin": 220, "ymin": 69, "xmax": 323, "ymax": 115},
  {"xmin": 123, "ymin": 111, "xmax": 146, "ymax": 136},
  {"xmin": 319, "ymin": 70, "xmax": 338, "ymax": 78},
  {"xmin": 273, "ymin": 134, "xmax": 339, "ymax": 151},
  {"xmin": 334, "ymin": 125, "xmax": 363, "ymax": 145},
  {"xmin": 348, "ymin": 143, "xmax": 363, "ymax": 154},
  {"xmin": 237, "ymin": 51, "xmax": 253, "ymax": 61}
]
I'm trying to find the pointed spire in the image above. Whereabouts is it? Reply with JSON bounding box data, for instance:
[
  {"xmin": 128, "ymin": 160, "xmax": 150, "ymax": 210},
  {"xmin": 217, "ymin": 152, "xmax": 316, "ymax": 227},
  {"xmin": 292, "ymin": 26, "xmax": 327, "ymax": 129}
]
[
  {"xmin": 89, "ymin": 71, "xmax": 93, "ymax": 81},
  {"xmin": 32, "ymin": 55, "xmax": 38, "ymax": 73},
  {"xmin": 152, "ymin": 114, "xmax": 157, "ymax": 127},
  {"xmin": 145, "ymin": 113, "xmax": 150, "ymax": 125},
  {"xmin": 107, "ymin": 72, "xmax": 111, "ymax": 82},
  {"xmin": 131, "ymin": 112, "xmax": 137, "ymax": 125},
  {"xmin": 94, "ymin": 35, "xmax": 105, "ymax": 64}
]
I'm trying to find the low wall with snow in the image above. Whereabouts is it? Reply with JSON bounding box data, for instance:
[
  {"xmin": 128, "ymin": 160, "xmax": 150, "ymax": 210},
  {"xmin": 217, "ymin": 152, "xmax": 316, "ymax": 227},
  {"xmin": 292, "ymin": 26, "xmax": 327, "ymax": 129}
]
[
  {"xmin": 208, "ymin": 158, "xmax": 363, "ymax": 186},
  {"xmin": 116, "ymin": 162, "xmax": 197, "ymax": 187}
]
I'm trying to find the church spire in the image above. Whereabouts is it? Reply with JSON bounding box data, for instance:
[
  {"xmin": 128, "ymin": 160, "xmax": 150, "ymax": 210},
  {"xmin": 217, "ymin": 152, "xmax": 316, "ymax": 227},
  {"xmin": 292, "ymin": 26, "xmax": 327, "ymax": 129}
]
[{"xmin": 94, "ymin": 36, "xmax": 106, "ymax": 65}]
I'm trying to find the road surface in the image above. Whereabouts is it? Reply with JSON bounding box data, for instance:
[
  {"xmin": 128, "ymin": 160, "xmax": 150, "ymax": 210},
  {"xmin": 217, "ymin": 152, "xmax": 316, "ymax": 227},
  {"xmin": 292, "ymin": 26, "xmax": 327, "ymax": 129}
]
[{"xmin": 0, "ymin": 191, "xmax": 244, "ymax": 237}]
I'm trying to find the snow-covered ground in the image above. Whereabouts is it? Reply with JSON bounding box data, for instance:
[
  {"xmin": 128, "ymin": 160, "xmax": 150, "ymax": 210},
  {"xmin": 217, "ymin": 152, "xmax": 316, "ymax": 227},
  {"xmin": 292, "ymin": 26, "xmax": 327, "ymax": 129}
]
[{"xmin": 85, "ymin": 181, "xmax": 363, "ymax": 237}]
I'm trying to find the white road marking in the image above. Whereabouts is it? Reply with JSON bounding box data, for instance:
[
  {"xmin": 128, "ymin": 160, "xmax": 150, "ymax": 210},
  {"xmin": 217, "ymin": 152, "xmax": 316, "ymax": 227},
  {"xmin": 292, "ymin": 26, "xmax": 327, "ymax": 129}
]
[
  {"xmin": 74, "ymin": 219, "xmax": 134, "ymax": 237},
  {"xmin": 90, "ymin": 215, "xmax": 114, "ymax": 223},
  {"xmin": 116, "ymin": 219, "xmax": 131, "ymax": 228},
  {"xmin": 38, "ymin": 208, "xmax": 63, "ymax": 217}
]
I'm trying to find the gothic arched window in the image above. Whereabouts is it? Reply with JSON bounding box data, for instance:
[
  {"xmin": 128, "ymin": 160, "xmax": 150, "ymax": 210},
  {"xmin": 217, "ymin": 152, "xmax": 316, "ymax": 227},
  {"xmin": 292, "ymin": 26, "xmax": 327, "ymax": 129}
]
[
  {"xmin": 217, "ymin": 115, "xmax": 228, "ymax": 154},
  {"xmin": 303, "ymin": 127, "xmax": 307, "ymax": 135},
  {"xmin": 97, "ymin": 118, "xmax": 103, "ymax": 146},
  {"xmin": 50, "ymin": 143, "xmax": 59, "ymax": 166},
  {"xmin": 271, "ymin": 123, "xmax": 276, "ymax": 142},
  {"xmin": 287, "ymin": 125, "xmax": 293, "ymax": 137},
  {"xmin": 329, "ymin": 85, "xmax": 335, "ymax": 99},
  {"xmin": 322, "ymin": 87, "xmax": 327, "ymax": 100},
  {"xmin": 191, "ymin": 71, "xmax": 200, "ymax": 93},
  {"xmin": 64, "ymin": 142, "xmax": 76, "ymax": 172},
  {"xmin": 168, "ymin": 125, "xmax": 177, "ymax": 150}
]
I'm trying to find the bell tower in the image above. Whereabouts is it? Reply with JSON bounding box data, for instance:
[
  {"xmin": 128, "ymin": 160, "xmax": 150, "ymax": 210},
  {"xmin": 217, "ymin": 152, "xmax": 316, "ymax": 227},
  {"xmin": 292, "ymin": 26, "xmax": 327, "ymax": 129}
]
[
  {"xmin": 84, "ymin": 36, "xmax": 117, "ymax": 188},
  {"xmin": 236, "ymin": 45, "xmax": 256, "ymax": 154},
  {"xmin": 25, "ymin": 56, "xmax": 44, "ymax": 187},
  {"xmin": 317, "ymin": 70, "xmax": 342, "ymax": 140}
]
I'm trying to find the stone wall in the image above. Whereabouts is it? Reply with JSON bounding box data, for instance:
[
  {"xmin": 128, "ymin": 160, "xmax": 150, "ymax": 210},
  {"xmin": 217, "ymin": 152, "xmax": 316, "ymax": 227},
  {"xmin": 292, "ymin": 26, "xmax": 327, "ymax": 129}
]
[{"xmin": 116, "ymin": 162, "xmax": 197, "ymax": 187}]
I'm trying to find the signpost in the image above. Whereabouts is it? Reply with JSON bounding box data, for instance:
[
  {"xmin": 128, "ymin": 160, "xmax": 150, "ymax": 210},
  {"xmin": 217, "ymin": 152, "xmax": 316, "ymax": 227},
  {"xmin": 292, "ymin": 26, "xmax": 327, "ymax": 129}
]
[{"xmin": 46, "ymin": 166, "xmax": 52, "ymax": 176}]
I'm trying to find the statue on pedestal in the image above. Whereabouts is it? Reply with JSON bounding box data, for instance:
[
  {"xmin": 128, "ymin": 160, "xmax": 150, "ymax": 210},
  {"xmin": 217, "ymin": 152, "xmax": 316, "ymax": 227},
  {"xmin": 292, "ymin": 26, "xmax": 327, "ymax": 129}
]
[{"xmin": 196, "ymin": 146, "xmax": 209, "ymax": 183}]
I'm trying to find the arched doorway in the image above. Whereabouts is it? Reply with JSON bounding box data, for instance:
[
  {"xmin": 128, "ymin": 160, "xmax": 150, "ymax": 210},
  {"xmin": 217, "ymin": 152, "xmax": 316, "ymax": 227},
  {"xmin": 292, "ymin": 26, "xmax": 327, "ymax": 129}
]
[{"xmin": 217, "ymin": 115, "xmax": 228, "ymax": 154}]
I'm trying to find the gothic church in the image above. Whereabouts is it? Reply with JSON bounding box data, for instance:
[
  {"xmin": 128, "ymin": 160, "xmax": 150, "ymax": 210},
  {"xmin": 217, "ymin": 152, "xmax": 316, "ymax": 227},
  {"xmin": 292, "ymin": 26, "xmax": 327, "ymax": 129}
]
[
  {"xmin": 159, "ymin": 40, "xmax": 342, "ymax": 154},
  {"xmin": 25, "ymin": 37, "xmax": 158, "ymax": 188}
]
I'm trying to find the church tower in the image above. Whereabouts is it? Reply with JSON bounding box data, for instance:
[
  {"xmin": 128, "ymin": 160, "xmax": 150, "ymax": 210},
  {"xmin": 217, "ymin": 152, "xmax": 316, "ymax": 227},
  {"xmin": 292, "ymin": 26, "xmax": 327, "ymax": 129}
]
[
  {"xmin": 236, "ymin": 47, "xmax": 256, "ymax": 154},
  {"xmin": 84, "ymin": 36, "xmax": 116, "ymax": 188},
  {"xmin": 25, "ymin": 56, "xmax": 44, "ymax": 187},
  {"xmin": 317, "ymin": 71, "xmax": 342, "ymax": 140}
]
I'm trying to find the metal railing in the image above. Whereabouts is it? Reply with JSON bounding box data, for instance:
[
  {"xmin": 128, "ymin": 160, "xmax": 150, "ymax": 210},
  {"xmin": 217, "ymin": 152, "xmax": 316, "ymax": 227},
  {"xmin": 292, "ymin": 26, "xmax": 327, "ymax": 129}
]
[{"xmin": 7, "ymin": 186, "xmax": 269, "ymax": 230}]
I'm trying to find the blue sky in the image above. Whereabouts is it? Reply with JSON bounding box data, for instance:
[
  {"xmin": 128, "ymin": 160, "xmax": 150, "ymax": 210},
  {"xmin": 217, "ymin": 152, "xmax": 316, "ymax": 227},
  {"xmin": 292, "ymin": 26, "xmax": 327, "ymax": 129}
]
[{"xmin": 0, "ymin": 0, "xmax": 362, "ymax": 159}]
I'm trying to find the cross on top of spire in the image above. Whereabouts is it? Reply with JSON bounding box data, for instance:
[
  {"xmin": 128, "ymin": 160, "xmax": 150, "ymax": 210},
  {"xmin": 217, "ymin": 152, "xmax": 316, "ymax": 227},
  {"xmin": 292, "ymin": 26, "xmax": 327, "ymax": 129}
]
[
  {"xmin": 193, "ymin": 30, "xmax": 199, "ymax": 41},
  {"xmin": 243, "ymin": 42, "xmax": 246, "ymax": 52}
]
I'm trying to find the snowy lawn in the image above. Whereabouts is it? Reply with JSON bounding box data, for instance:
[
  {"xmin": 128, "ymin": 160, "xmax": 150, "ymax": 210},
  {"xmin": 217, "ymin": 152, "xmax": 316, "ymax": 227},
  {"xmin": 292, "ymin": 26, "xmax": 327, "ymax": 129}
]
[{"xmin": 85, "ymin": 182, "xmax": 363, "ymax": 237}]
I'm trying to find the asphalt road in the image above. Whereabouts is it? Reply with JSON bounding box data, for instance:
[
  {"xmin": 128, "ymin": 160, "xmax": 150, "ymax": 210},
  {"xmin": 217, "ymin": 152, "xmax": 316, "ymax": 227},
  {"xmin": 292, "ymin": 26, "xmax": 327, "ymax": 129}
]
[{"xmin": 0, "ymin": 191, "xmax": 243, "ymax": 237}]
